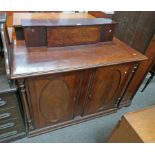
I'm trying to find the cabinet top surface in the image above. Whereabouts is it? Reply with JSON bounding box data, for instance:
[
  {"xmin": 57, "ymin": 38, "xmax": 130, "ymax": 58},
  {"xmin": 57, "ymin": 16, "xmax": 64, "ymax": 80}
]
[
  {"xmin": 21, "ymin": 18, "xmax": 116, "ymax": 27},
  {"xmin": 13, "ymin": 13, "xmax": 95, "ymax": 26},
  {"xmin": 11, "ymin": 38, "xmax": 147, "ymax": 79}
]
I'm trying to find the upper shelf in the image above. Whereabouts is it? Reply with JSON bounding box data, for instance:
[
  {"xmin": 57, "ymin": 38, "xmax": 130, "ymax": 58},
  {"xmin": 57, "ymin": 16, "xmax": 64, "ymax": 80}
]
[
  {"xmin": 21, "ymin": 18, "xmax": 116, "ymax": 27},
  {"xmin": 13, "ymin": 13, "xmax": 95, "ymax": 27},
  {"xmin": 20, "ymin": 18, "xmax": 117, "ymax": 47}
]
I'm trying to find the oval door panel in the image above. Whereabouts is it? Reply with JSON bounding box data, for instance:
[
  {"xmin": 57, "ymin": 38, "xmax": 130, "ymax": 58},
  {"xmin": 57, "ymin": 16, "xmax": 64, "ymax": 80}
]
[
  {"xmin": 39, "ymin": 79, "xmax": 72, "ymax": 123},
  {"xmin": 98, "ymin": 70, "xmax": 121, "ymax": 109},
  {"xmin": 84, "ymin": 68, "xmax": 122, "ymax": 115}
]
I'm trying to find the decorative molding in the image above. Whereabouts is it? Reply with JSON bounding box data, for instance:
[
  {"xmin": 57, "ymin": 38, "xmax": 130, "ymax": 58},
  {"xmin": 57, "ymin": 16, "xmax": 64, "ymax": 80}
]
[{"xmin": 17, "ymin": 79, "xmax": 34, "ymax": 131}]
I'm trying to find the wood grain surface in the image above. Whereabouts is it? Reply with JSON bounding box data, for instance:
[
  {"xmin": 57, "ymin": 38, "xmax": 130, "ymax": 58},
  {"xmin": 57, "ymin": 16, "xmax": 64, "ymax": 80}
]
[{"xmin": 11, "ymin": 38, "xmax": 147, "ymax": 79}]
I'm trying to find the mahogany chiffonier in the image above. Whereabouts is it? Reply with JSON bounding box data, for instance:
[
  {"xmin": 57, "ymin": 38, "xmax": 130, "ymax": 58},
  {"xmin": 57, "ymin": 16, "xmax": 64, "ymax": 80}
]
[{"xmin": 10, "ymin": 12, "xmax": 147, "ymax": 137}]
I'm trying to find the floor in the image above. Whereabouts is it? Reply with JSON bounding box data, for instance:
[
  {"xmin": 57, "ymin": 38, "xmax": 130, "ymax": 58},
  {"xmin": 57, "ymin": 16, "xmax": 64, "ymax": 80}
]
[{"xmin": 15, "ymin": 74, "xmax": 155, "ymax": 143}]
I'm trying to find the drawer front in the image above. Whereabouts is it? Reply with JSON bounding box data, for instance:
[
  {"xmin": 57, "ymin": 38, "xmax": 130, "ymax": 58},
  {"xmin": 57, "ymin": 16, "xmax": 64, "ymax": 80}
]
[
  {"xmin": 0, "ymin": 107, "xmax": 21, "ymax": 122},
  {"xmin": 47, "ymin": 26, "xmax": 100, "ymax": 47},
  {"xmin": 0, "ymin": 93, "xmax": 18, "ymax": 111},
  {"xmin": 24, "ymin": 27, "xmax": 46, "ymax": 47},
  {"xmin": 0, "ymin": 118, "xmax": 24, "ymax": 135},
  {"xmin": 101, "ymin": 24, "xmax": 116, "ymax": 42}
]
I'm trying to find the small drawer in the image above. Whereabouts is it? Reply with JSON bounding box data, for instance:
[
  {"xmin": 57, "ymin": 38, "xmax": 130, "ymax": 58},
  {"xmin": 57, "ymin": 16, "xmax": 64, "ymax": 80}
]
[
  {"xmin": 0, "ymin": 93, "xmax": 18, "ymax": 111},
  {"xmin": 0, "ymin": 107, "xmax": 21, "ymax": 122},
  {"xmin": 0, "ymin": 118, "xmax": 25, "ymax": 142},
  {"xmin": 24, "ymin": 27, "xmax": 46, "ymax": 47},
  {"xmin": 47, "ymin": 26, "xmax": 100, "ymax": 47},
  {"xmin": 101, "ymin": 24, "xmax": 116, "ymax": 42},
  {"xmin": 0, "ymin": 130, "xmax": 19, "ymax": 141},
  {"xmin": 0, "ymin": 118, "xmax": 24, "ymax": 135}
]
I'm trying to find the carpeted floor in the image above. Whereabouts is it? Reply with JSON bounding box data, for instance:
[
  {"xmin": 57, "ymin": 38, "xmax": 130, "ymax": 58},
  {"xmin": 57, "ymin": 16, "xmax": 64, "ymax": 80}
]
[{"xmin": 15, "ymin": 74, "xmax": 155, "ymax": 143}]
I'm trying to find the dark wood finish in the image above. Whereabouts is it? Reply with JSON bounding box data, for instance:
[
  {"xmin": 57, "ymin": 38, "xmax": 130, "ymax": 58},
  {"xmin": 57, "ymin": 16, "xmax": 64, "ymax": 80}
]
[
  {"xmin": 88, "ymin": 11, "xmax": 113, "ymax": 19},
  {"xmin": 11, "ymin": 12, "xmax": 147, "ymax": 136},
  {"xmin": 11, "ymin": 37, "xmax": 146, "ymax": 135},
  {"xmin": 11, "ymin": 38, "xmax": 146, "ymax": 79},
  {"xmin": 18, "ymin": 62, "xmax": 137, "ymax": 135},
  {"xmin": 27, "ymin": 71, "xmax": 81, "ymax": 129},
  {"xmin": 151, "ymin": 62, "xmax": 155, "ymax": 72},
  {"xmin": 17, "ymin": 79, "xmax": 33, "ymax": 131},
  {"xmin": 29, "ymin": 107, "xmax": 117, "ymax": 137},
  {"xmin": 21, "ymin": 18, "xmax": 117, "ymax": 47},
  {"xmin": 13, "ymin": 13, "xmax": 95, "ymax": 26},
  {"xmin": 120, "ymin": 35, "xmax": 155, "ymax": 107},
  {"xmin": 47, "ymin": 26, "xmax": 100, "ymax": 47},
  {"xmin": 83, "ymin": 63, "xmax": 133, "ymax": 115},
  {"xmin": 24, "ymin": 27, "xmax": 46, "ymax": 47},
  {"xmin": 21, "ymin": 18, "xmax": 116, "ymax": 27},
  {"xmin": 101, "ymin": 24, "xmax": 116, "ymax": 42},
  {"xmin": 13, "ymin": 12, "xmax": 95, "ymax": 40}
]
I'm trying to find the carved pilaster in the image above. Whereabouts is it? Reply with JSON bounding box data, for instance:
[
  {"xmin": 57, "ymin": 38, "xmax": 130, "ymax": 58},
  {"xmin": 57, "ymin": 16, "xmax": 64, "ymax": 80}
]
[{"xmin": 17, "ymin": 79, "xmax": 34, "ymax": 131}]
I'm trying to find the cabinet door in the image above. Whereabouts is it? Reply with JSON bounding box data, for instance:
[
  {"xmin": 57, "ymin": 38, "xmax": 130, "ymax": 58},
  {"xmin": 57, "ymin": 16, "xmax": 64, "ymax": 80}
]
[
  {"xmin": 27, "ymin": 71, "xmax": 80, "ymax": 129},
  {"xmin": 83, "ymin": 63, "xmax": 133, "ymax": 115}
]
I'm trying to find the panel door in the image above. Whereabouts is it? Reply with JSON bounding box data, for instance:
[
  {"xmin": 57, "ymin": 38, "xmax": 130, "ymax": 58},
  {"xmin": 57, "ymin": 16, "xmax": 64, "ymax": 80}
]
[
  {"xmin": 83, "ymin": 63, "xmax": 133, "ymax": 115},
  {"xmin": 27, "ymin": 71, "xmax": 81, "ymax": 128}
]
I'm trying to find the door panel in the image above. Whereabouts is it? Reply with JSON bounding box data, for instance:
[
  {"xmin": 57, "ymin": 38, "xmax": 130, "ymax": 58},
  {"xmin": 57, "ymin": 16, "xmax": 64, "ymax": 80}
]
[
  {"xmin": 27, "ymin": 71, "xmax": 80, "ymax": 128},
  {"xmin": 83, "ymin": 63, "xmax": 132, "ymax": 115}
]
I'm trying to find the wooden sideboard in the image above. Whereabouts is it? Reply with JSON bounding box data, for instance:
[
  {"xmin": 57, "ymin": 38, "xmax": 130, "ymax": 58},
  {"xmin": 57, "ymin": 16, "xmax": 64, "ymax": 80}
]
[
  {"xmin": 8, "ymin": 12, "xmax": 147, "ymax": 137},
  {"xmin": 10, "ymin": 40, "xmax": 146, "ymax": 136}
]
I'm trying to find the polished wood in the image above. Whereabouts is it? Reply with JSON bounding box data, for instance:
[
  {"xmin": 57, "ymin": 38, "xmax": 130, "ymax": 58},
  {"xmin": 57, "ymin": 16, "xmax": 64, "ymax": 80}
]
[
  {"xmin": 83, "ymin": 63, "xmax": 133, "ymax": 115},
  {"xmin": 11, "ymin": 38, "xmax": 146, "ymax": 135},
  {"xmin": 13, "ymin": 13, "xmax": 94, "ymax": 26},
  {"xmin": 27, "ymin": 71, "xmax": 81, "ymax": 129},
  {"xmin": 11, "ymin": 38, "xmax": 146, "ymax": 79},
  {"xmin": 13, "ymin": 12, "xmax": 95, "ymax": 40},
  {"xmin": 120, "ymin": 34, "xmax": 155, "ymax": 107},
  {"xmin": 47, "ymin": 26, "xmax": 100, "ymax": 47},
  {"xmin": 11, "ymin": 12, "xmax": 147, "ymax": 136},
  {"xmin": 21, "ymin": 18, "xmax": 116, "ymax": 27},
  {"xmin": 30, "ymin": 107, "xmax": 117, "ymax": 137},
  {"xmin": 17, "ymin": 79, "xmax": 33, "ymax": 131},
  {"xmin": 24, "ymin": 27, "xmax": 46, "ymax": 47},
  {"xmin": 108, "ymin": 105, "xmax": 155, "ymax": 143},
  {"xmin": 21, "ymin": 18, "xmax": 116, "ymax": 47},
  {"xmin": 20, "ymin": 62, "xmax": 137, "ymax": 135},
  {"xmin": 88, "ymin": 11, "xmax": 113, "ymax": 19}
]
